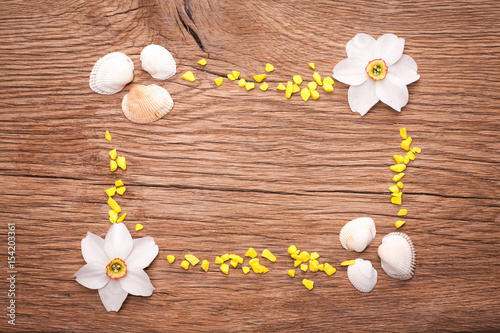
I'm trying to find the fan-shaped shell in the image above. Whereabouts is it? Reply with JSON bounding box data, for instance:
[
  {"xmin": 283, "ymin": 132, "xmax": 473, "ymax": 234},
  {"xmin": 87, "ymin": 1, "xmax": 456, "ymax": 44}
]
[
  {"xmin": 140, "ymin": 44, "xmax": 176, "ymax": 80},
  {"xmin": 339, "ymin": 217, "xmax": 376, "ymax": 252},
  {"xmin": 121, "ymin": 84, "xmax": 174, "ymax": 124},
  {"xmin": 347, "ymin": 259, "xmax": 377, "ymax": 292},
  {"xmin": 377, "ymin": 232, "xmax": 416, "ymax": 280},
  {"xmin": 89, "ymin": 52, "xmax": 134, "ymax": 95}
]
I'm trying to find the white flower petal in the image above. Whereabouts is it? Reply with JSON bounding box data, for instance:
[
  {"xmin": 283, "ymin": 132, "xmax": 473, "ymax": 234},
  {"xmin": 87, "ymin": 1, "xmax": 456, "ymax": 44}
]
[
  {"xmin": 375, "ymin": 75, "xmax": 409, "ymax": 112},
  {"xmin": 104, "ymin": 223, "xmax": 133, "ymax": 260},
  {"xmin": 81, "ymin": 232, "xmax": 108, "ymax": 266},
  {"xmin": 332, "ymin": 57, "xmax": 368, "ymax": 86},
  {"xmin": 75, "ymin": 263, "xmax": 109, "ymax": 289},
  {"xmin": 346, "ymin": 33, "xmax": 375, "ymax": 62},
  {"xmin": 390, "ymin": 54, "xmax": 420, "ymax": 85},
  {"xmin": 120, "ymin": 268, "xmax": 155, "ymax": 296},
  {"xmin": 98, "ymin": 279, "xmax": 128, "ymax": 312},
  {"xmin": 125, "ymin": 237, "xmax": 159, "ymax": 269},
  {"xmin": 373, "ymin": 34, "xmax": 405, "ymax": 65},
  {"xmin": 348, "ymin": 80, "xmax": 379, "ymax": 116}
]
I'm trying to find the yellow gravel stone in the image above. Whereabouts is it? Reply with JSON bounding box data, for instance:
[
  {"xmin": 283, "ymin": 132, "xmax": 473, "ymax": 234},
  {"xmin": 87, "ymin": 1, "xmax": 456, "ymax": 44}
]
[
  {"xmin": 116, "ymin": 213, "xmax": 127, "ymax": 223},
  {"xmin": 254, "ymin": 74, "xmax": 267, "ymax": 82},
  {"xmin": 245, "ymin": 248, "xmax": 258, "ymax": 258},
  {"xmin": 181, "ymin": 260, "xmax": 190, "ymax": 270},
  {"xmin": 322, "ymin": 83, "xmax": 334, "ymax": 92},
  {"xmin": 307, "ymin": 81, "xmax": 317, "ymax": 90},
  {"xmin": 185, "ymin": 254, "xmax": 200, "ymax": 266},
  {"xmin": 245, "ymin": 82, "xmax": 255, "ymax": 91},
  {"xmin": 197, "ymin": 58, "xmax": 207, "ymax": 66},
  {"xmin": 109, "ymin": 210, "xmax": 118, "ymax": 222},
  {"xmin": 105, "ymin": 130, "xmax": 112, "ymax": 141},
  {"xmin": 110, "ymin": 160, "xmax": 117, "ymax": 172},
  {"xmin": 406, "ymin": 151, "xmax": 416, "ymax": 161},
  {"xmin": 105, "ymin": 187, "xmax": 116, "ymax": 197},
  {"xmin": 293, "ymin": 75, "xmax": 303, "ymax": 85},
  {"xmin": 398, "ymin": 209, "xmax": 408, "ymax": 216},
  {"xmin": 166, "ymin": 255, "xmax": 175, "ymax": 264},
  {"xmin": 324, "ymin": 263, "xmax": 336, "ymax": 275},
  {"xmin": 308, "ymin": 62, "xmax": 315, "ymax": 70},
  {"xmin": 277, "ymin": 83, "xmax": 286, "ymax": 91},
  {"xmin": 313, "ymin": 72, "xmax": 322, "ymax": 85},
  {"xmin": 310, "ymin": 89, "xmax": 320, "ymax": 100},
  {"xmin": 107, "ymin": 197, "xmax": 121, "ymax": 213},
  {"xmin": 340, "ymin": 260, "xmax": 355, "ymax": 266},
  {"xmin": 220, "ymin": 263, "xmax": 229, "ymax": 275},
  {"xmin": 214, "ymin": 77, "xmax": 223, "ymax": 86},
  {"xmin": 115, "ymin": 179, "xmax": 124, "ymax": 187},
  {"xmin": 109, "ymin": 149, "xmax": 117, "ymax": 160},
  {"xmin": 116, "ymin": 186, "xmax": 126, "ymax": 195},
  {"xmin": 288, "ymin": 269, "xmax": 295, "ymax": 278},
  {"xmin": 300, "ymin": 88, "xmax": 310, "ymax": 101},
  {"xmin": 390, "ymin": 164, "xmax": 407, "ymax": 172},
  {"xmin": 182, "ymin": 71, "xmax": 195, "ymax": 82},
  {"xmin": 393, "ymin": 173, "xmax": 405, "ymax": 182},
  {"xmin": 232, "ymin": 71, "xmax": 240, "ymax": 80},
  {"xmin": 227, "ymin": 73, "xmax": 235, "ymax": 81},
  {"xmin": 396, "ymin": 182, "xmax": 404, "ymax": 189},
  {"xmin": 262, "ymin": 249, "xmax": 276, "ymax": 262},
  {"xmin": 400, "ymin": 128, "xmax": 408, "ymax": 140},
  {"xmin": 294, "ymin": 260, "xmax": 302, "ymax": 267},
  {"xmin": 238, "ymin": 78, "xmax": 246, "ymax": 87},
  {"xmin": 401, "ymin": 137, "xmax": 413, "ymax": 151},
  {"xmin": 395, "ymin": 220, "xmax": 406, "ymax": 228},
  {"xmin": 116, "ymin": 156, "xmax": 126, "ymax": 170},
  {"xmin": 285, "ymin": 81, "xmax": 293, "ymax": 98},
  {"xmin": 242, "ymin": 266, "xmax": 250, "ymax": 274},
  {"xmin": 310, "ymin": 252, "xmax": 319, "ymax": 260},
  {"xmin": 265, "ymin": 63, "xmax": 274, "ymax": 72},
  {"xmin": 260, "ymin": 82, "xmax": 269, "ymax": 91},
  {"xmin": 300, "ymin": 264, "xmax": 308, "ymax": 272},
  {"xmin": 323, "ymin": 77, "xmax": 334, "ymax": 85},
  {"xmin": 215, "ymin": 256, "xmax": 224, "ymax": 264},
  {"xmin": 391, "ymin": 196, "xmax": 402, "ymax": 205},
  {"xmin": 287, "ymin": 245, "xmax": 297, "ymax": 255},
  {"xmin": 201, "ymin": 260, "xmax": 210, "ymax": 272},
  {"xmin": 135, "ymin": 223, "xmax": 143, "ymax": 231},
  {"xmin": 292, "ymin": 84, "xmax": 300, "ymax": 93},
  {"xmin": 230, "ymin": 259, "xmax": 238, "ymax": 268},
  {"xmin": 302, "ymin": 279, "xmax": 314, "ymax": 290},
  {"xmin": 393, "ymin": 155, "xmax": 405, "ymax": 164}
]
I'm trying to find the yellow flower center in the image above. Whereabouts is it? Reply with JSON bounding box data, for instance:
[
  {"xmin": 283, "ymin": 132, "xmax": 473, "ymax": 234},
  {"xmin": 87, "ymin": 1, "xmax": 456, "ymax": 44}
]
[
  {"xmin": 366, "ymin": 59, "xmax": 388, "ymax": 81},
  {"xmin": 106, "ymin": 258, "xmax": 127, "ymax": 279}
]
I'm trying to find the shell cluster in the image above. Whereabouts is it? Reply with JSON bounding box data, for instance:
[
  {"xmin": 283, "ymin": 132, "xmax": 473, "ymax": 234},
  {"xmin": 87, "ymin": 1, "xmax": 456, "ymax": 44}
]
[
  {"xmin": 378, "ymin": 232, "xmax": 416, "ymax": 280},
  {"xmin": 89, "ymin": 45, "xmax": 177, "ymax": 123},
  {"xmin": 339, "ymin": 217, "xmax": 376, "ymax": 252},
  {"xmin": 347, "ymin": 259, "xmax": 378, "ymax": 292}
]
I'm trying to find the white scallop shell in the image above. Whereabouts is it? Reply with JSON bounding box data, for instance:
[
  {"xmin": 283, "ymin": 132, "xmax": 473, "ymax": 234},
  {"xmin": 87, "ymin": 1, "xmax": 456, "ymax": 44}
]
[
  {"xmin": 339, "ymin": 217, "xmax": 376, "ymax": 252},
  {"xmin": 378, "ymin": 232, "xmax": 416, "ymax": 280},
  {"xmin": 347, "ymin": 259, "xmax": 377, "ymax": 292},
  {"xmin": 89, "ymin": 52, "xmax": 134, "ymax": 95},
  {"xmin": 121, "ymin": 84, "xmax": 173, "ymax": 124},
  {"xmin": 140, "ymin": 44, "xmax": 176, "ymax": 80}
]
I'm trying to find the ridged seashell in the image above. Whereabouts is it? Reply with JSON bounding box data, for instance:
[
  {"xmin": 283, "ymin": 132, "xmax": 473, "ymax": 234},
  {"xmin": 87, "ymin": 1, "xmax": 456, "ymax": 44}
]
[
  {"xmin": 347, "ymin": 259, "xmax": 377, "ymax": 292},
  {"xmin": 378, "ymin": 232, "xmax": 416, "ymax": 280},
  {"xmin": 140, "ymin": 44, "xmax": 176, "ymax": 80},
  {"xmin": 121, "ymin": 84, "xmax": 174, "ymax": 124},
  {"xmin": 339, "ymin": 217, "xmax": 376, "ymax": 252},
  {"xmin": 89, "ymin": 52, "xmax": 134, "ymax": 95}
]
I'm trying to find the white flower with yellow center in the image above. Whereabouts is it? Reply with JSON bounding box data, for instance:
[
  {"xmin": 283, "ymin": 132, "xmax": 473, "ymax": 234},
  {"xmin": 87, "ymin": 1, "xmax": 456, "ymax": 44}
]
[
  {"xmin": 333, "ymin": 33, "xmax": 420, "ymax": 116},
  {"xmin": 74, "ymin": 223, "xmax": 158, "ymax": 312}
]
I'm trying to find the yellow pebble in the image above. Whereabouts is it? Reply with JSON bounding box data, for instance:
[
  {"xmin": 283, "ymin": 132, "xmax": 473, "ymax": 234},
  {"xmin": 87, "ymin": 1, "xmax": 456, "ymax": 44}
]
[
  {"xmin": 116, "ymin": 156, "xmax": 126, "ymax": 170},
  {"xmin": 229, "ymin": 254, "xmax": 244, "ymax": 264},
  {"xmin": 310, "ymin": 252, "xmax": 319, "ymax": 260},
  {"xmin": 302, "ymin": 279, "xmax": 314, "ymax": 290},
  {"xmin": 318, "ymin": 264, "xmax": 324, "ymax": 271},
  {"xmin": 324, "ymin": 263, "xmax": 336, "ymax": 275},
  {"xmin": 105, "ymin": 187, "xmax": 116, "ymax": 197},
  {"xmin": 396, "ymin": 182, "xmax": 404, "ymax": 189},
  {"xmin": 242, "ymin": 266, "xmax": 250, "ymax": 274},
  {"xmin": 214, "ymin": 77, "xmax": 223, "ymax": 86},
  {"xmin": 260, "ymin": 82, "xmax": 269, "ymax": 91},
  {"xmin": 115, "ymin": 179, "xmax": 124, "ymax": 187},
  {"xmin": 260, "ymin": 265, "xmax": 269, "ymax": 273},
  {"xmin": 220, "ymin": 253, "xmax": 230, "ymax": 261},
  {"xmin": 249, "ymin": 258, "xmax": 259, "ymax": 266},
  {"xmin": 182, "ymin": 71, "xmax": 196, "ymax": 82},
  {"xmin": 201, "ymin": 260, "xmax": 210, "ymax": 272},
  {"xmin": 232, "ymin": 71, "xmax": 240, "ymax": 80},
  {"xmin": 109, "ymin": 217, "xmax": 115, "ymax": 224},
  {"xmin": 389, "ymin": 185, "xmax": 399, "ymax": 193},
  {"xmin": 110, "ymin": 160, "xmax": 118, "ymax": 172},
  {"xmin": 313, "ymin": 72, "xmax": 322, "ymax": 86},
  {"xmin": 401, "ymin": 137, "xmax": 413, "ymax": 151},
  {"xmin": 395, "ymin": 220, "xmax": 406, "ymax": 228},
  {"xmin": 307, "ymin": 81, "xmax": 317, "ymax": 90},
  {"xmin": 299, "ymin": 251, "xmax": 310, "ymax": 262},
  {"xmin": 390, "ymin": 164, "xmax": 406, "ymax": 172},
  {"xmin": 245, "ymin": 248, "xmax": 257, "ymax": 258},
  {"xmin": 105, "ymin": 130, "xmax": 112, "ymax": 141},
  {"xmin": 181, "ymin": 260, "xmax": 190, "ymax": 270},
  {"xmin": 166, "ymin": 255, "xmax": 175, "ymax": 264},
  {"xmin": 400, "ymin": 128, "xmax": 408, "ymax": 140},
  {"xmin": 398, "ymin": 209, "xmax": 407, "ymax": 216},
  {"xmin": 215, "ymin": 256, "xmax": 224, "ymax": 264},
  {"xmin": 135, "ymin": 223, "xmax": 143, "ymax": 231},
  {"xmin": 323, "ymin": 77, "xmax": 334, "ymax": 85},
  {"xmin": 292, "ymin": 249, "xmax": 300, "ymax": 256},
  {"xmin": 109, "ymin": 149, "xmax": 117, "ymax": 160},
  {"xmin": 245, "ymin": 82, "xmax": 255, "ymax": 91},
  {"xmin": 254, "ymin": 74, "xmax": 267, "ymax": 82},
  {"xmin": 230, "ymin": 259, "xmax": 238, "ymax": 268},
  {"xmin": 341, "ymin": 260, "xmax": 355, "ymax": 266},
  {"xmin": 287, "ymin": 245, "xmax": 297, "ymax": 255},
  {"xmin": 293, "ymin": 75, "xmax": 303, "ymax": 85},
  {"xmin": 393, "ymin": 155, "xmax": 405, "ymax": 164},
  {"xmin": 300, "ymin": 264, "xmax": 308, "ymax": 272},
  {"xmin": 309, "ymin": 261, "xmax": 319, "ymax": 272},
  {"xmin": 277, "ymin": 83, "xmax": 286, "ymax": 91},
  {"xmin": 406, "ymin": 151, "xmax": 416, "ymax": 161},
  {"xmin": 109, "ymin": 210, "xmax": 118, "ymax": 222},
  {"xmin": 261, "ymin": 249, "xmax": 276, "ymax": 262},
  {"xmin": 294, "ymin": 260, "xmax": 302, "ymax": 267},
  {"xmin": 308, "ymin": 62, "xmax": 315, "ymax": 70},
  {"xmin": 220, "ymin": 263, "xmax": 229, "ymax": 275},
  {"xmin": 265, "ymin": 63, "xmax": 274, "ymax": 72},
  {"xmin": 392, "ymin": 191, "xmax": 403, "ymax": 198},
  {"xmin": 252, "ymin": 264, "xmax": 263, "ymax": 274},
  {"xmin": 322, "ymin": 83, "xmax": 334, "ymax": 92},
  {"xmin": 300, "ymin": 88, "xmax": 310, "ymax": 101},
  {"xmin": 238, "ymin": 78, "xmax": 246, "ymax": 87},
  {"xmin": 107, "ymin": 197, "xmax": 121, "ymax": 213},
  {"xmin": 116, "ymin": 212, "xmax": 127, "ymax": 223},
  {"xmin": 197, "ymin": 58, "xmax": 207, "ymax": 66},
  {"xmin": 393, "ymin": 172, "xmax": 405, "ymax": 182},
  {"xmin": 185, "ymin": 254, "xmax": 200, "ymax": 266},
  {"xmin": 285, "ymin": 81, "xmax": 293, "ymax": 98},
  {"xmin": 288, "ymin": 269, "xmax": 295, "ymax": 278},
  {"xmin": 116, "ymin": 186, "xmax": 126, "ymax": 195},
  {"xmin": 391, "ymin": 196, "xmax": 402, "ymax": 205},
  {"xmin": 403, "ymin": 155, "xmax": 410, "ymax": 165},
  {"xmin": 411, "ymin": 147, "xmax": 422, "ymax": 154},
  {"xmin": 292, "ymin": 84, "xmax": 300, "ymax": 93},
  {"xmin": 310, "ymin": 89, "xmax": 320, "ymax": 100},
  {"xmin": 227, "ymin": 73, "xmax": 235, "ymax": 81}
]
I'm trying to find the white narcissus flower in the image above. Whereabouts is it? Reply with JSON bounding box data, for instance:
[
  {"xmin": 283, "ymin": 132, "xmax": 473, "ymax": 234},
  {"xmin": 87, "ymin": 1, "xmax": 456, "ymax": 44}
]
[
  {"xmin": 74, "ymin": 223, "xmax": 159, "ymax": 312},
  {"xmin": 333, "ymin": 33, "xmax": 420, "ymax": 116}
]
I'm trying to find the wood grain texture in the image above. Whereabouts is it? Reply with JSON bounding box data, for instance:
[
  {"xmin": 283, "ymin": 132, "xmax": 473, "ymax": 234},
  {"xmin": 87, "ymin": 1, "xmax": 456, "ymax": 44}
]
[{"xmin": 1, "ymin": 0, "xmax": 499, "ymax": 331}]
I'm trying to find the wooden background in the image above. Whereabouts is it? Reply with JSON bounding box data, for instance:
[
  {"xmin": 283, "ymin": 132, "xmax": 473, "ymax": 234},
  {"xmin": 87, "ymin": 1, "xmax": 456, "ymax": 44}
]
[{"xmin": 1, "ymin": 0, "xmax": 499, "ymax": 331}]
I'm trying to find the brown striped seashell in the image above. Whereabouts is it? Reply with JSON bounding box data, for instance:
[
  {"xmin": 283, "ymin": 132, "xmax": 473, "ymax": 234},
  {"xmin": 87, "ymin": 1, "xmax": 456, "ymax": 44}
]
[
  {"xmin": 89, "ymin": 52, "xmax": 134, "ymax": 95},
  {"xmin": 121, "ymin": 84, "xmax": 174, "ymax": 124},
  {"xmin": 377, "ymin": 232, "xmax": 416, "ymax": 280}
]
